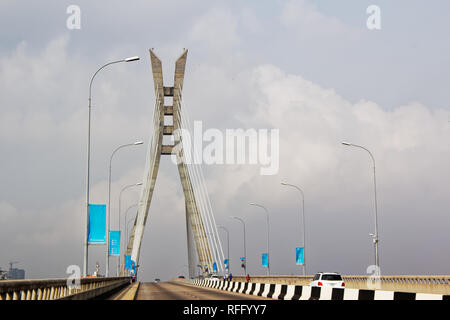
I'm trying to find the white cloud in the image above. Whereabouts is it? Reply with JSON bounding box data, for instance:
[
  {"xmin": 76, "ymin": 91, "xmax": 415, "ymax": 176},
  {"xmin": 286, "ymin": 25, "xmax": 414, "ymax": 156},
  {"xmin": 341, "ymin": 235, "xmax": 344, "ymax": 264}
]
[
  {"xmin": 279, "ymin": 0, "xmax": 360, "ymax": 41},
  {"xmin": 1, "ymin": 2, "xmax": 450, "ymax": 279},
  {"xmin": 199, "ymin": 63, "xmax": 450, "ymax": 275},
  {"xmin": 188, "ymin": 7, "xmax": 240, "ymax": 55},
  {"xmin": 0, "ymin": 201, "xmax": 17, "ymax": 223}
]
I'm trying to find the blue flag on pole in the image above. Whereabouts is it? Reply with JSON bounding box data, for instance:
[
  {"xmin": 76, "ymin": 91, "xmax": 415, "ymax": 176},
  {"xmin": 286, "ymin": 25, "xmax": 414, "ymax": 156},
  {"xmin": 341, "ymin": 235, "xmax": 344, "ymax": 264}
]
[
  {"xmin": 125, "ymin": 255, "xmax": 131, "ymax": 270},
  {"xmin": 224, "ymin": 259, "xmax": 229, "ymax": 270},
  {"xmin": 262, "ymin": 253, "xmax": 269, "ymax": 267},
  {"xmin": 296, "ymin": 247, "xmax": 304, "ymax": 265},
  {"xmin": 88, "ymin": 204, "xmax": 106, "ymax": 244},
  {"xmin": 131, "ymin": 261, "xmax": 136, "ymax": 274},
  {"xmin": 213, "ymin": 262, "xmax": 217, "ymax": 272},
  {"xmin": 109, "ymin": 230, "xmax": 121, "ymax": 256}
]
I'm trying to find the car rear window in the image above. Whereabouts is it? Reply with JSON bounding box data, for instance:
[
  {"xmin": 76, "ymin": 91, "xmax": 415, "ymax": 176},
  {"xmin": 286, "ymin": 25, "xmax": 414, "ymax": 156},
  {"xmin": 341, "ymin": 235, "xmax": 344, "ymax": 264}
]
[{"xmin": 321, "ymin": 274, "xmax": 342, "ymax": 281}]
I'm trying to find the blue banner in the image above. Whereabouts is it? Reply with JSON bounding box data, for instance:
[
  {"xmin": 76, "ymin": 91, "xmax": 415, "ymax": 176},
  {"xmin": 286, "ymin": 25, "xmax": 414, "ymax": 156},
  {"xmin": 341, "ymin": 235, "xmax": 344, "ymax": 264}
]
[
  {"xmin": 296, "ymin": 247, "xmax": 304, "ymax": 265},
  {"xmin": 125, "ymin": 255, "xmax": 131, "ymax": 270},
  {"xmin": 224, "ymin": 259, "xmax": 229, "ymax": 270},
  {"xmin": 262, "ymin": 253, "xmax": 269, "ymax": 267},
  {"xmin": 240, "ymin": 257, "xmax": 245, "ymax": 262},
  {"xmin": 213, "ymin": 262, "xmax": 217, "ymax": 272},
  {"xmin": 88, "ymin": 204, "xmax": 106, "ymax": 243},
  {"xmin": 109, "ymin": 230, "xmax": 121, "ymax": 256}
]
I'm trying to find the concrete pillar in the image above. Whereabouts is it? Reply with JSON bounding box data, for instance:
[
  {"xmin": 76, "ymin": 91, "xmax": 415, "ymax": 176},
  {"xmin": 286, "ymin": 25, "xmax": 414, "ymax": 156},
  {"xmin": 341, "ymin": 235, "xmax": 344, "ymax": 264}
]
[{"xmin": 37, "ymin": 288, "xmax": 42, "ymax": 300}]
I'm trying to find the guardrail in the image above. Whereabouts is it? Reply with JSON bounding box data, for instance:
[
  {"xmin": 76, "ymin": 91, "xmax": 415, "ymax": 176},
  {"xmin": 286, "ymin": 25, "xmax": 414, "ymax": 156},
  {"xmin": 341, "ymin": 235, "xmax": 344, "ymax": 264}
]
[
  {"xmin": 229, "ymin": 275, "xmax": 450, "ymax": 295},
  {"xmin": 343, "ymin": 275, "xmax": 450, "ymax": 295},
  {"xmin": 189, "ymin": 278, "xmax": 449, "ymax": 300},
  {"xmin": 0, "ymin": 277, "xmax": 131, "ymax": 300}
]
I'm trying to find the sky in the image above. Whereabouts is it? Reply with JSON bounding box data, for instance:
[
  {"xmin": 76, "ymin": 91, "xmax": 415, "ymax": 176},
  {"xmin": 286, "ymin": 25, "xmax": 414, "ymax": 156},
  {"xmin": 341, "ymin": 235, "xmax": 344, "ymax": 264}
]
[{"xmin": 0, "ymin": 0, "xmax": 450, "ymax": 281}]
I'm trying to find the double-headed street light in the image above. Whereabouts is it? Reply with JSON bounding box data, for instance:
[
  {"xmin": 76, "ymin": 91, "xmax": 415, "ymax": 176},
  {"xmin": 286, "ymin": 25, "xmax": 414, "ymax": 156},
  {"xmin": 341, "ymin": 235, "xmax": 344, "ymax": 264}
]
[
  {"xmin": 342, "ymin": 142, "xmax": 380, "ymax": 270},
  {"xmin": 230, "ymin": 216, "xmax": 247, "ymax": 275},
  {"xmin": 124, "ymin": 203, "xmax": 139, "ymax": 255},
  {"xmin": 84, "ymin": 56, "xmax": 140, "ymax": 277},
  {"xmin": 126, "ymin": 213, "xmax": 137, "ymax": 268},
  {"xmin": 218, "ymin": 225, "xmax": 230, "ymax": 275},
  {"xmin": 249, "ymin": 203, "xmax": 270, "ymax": 275},
  {"xmin": 281, "ymin": 182, "xmax": 306, "ymax": 275},
  {"xmin": 117, "ymin": 182, "xmax": 142, "ymax": 276},
  {"xmin": 106, "ymin": 141, "xmax": 144, "ymax": 277}
]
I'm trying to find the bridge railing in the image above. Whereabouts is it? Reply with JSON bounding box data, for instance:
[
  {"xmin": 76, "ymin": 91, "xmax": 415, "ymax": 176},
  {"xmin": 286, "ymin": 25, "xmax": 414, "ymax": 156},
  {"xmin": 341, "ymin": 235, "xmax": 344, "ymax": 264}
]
[
  {"xmin": 231, "ymin": 275, "xmax": 450, "ymax": 294},
  {"xmin": 0, "ymin": 277, "xmax": 131, "ymax": 300},
  {"xmin": 343, "ymin": 275, "xmax": 450, "ymax": 295},
  {"xmin": 232, "ymin": 275, "xmax": 312, "ymax": 286}
]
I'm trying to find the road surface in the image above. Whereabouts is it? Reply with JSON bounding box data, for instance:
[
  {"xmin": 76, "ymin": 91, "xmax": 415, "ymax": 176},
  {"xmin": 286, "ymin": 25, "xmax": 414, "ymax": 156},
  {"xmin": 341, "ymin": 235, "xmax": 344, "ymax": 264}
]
[{"xmin": 135, "ymin": 281, "xmax": 270, "ymax": 300}]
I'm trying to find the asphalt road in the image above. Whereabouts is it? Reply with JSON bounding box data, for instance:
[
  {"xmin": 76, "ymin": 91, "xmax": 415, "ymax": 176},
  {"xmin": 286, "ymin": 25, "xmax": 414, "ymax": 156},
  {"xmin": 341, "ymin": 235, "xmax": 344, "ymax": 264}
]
[{"xmin": 136, "ymin": 281, "xmax": 271, "ymax": 300}]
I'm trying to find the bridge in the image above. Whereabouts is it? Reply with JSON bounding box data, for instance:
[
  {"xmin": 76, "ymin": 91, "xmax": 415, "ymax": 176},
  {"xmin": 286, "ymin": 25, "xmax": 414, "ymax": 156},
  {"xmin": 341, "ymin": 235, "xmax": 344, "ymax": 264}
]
[{"xmin": 1, "ymin": 49, "xmax": 449, "ymax": 301}]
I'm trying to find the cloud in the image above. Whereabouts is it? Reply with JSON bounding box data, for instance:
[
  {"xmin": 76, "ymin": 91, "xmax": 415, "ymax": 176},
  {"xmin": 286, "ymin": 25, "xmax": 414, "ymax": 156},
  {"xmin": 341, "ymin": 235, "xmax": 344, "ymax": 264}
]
[
  {"xmin": 1, "ymin": 2, "xmax": 450, "ymax": 280},
  {"xmin": 279, "ymin": 0, "xmax": 361, "ymax": 41},
  {"xmin": 199, "ymin": 63, "xmax": 450, "ymax": 275},
  {"xmin": 188, "ymin": 7, "xmax": 240, "ymax": 54}
]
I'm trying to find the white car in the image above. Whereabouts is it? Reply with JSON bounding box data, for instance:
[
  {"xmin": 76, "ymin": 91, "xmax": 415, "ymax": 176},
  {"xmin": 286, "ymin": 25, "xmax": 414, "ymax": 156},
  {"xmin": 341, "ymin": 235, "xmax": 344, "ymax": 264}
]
[
  {"xmin": 208, "ymin": 274, "xmax": 220, "ymax": 281},
  {"xmin": 310, "ymin": 272, "xmax": 345, "ymax": 288}
]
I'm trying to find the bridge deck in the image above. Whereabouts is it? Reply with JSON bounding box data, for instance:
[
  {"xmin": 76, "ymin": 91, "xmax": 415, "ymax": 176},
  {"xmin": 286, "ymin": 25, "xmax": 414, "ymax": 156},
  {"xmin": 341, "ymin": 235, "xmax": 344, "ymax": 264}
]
[{"xmin": 135, "ymin": 281, "xmax": 269, "ymax": 300}]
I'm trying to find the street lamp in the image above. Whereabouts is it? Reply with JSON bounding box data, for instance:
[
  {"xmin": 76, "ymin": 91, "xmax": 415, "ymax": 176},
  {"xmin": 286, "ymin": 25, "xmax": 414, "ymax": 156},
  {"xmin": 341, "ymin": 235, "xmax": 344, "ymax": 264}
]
[
  {"xmin": 218, "ymin": 225, "xmax": 230, "ymax": 275},
  {"xmin": 249, "ymin": 203, "xmax": 270, "ymax": 275},
  {"xmin": 281, "ymin": 182, "xmax": 306, "ymax": 275},
  {"xmin": 124, "ymin": 203, "xmax": 139, "ymax": 256},
  {"xmin": 124, "ymin": 205, "xmax": 139, "ymax": 275},
  {"xmin": 84, "ymin": 56, "xmax": 140, "ymax": 277},
  {"xmin": 341, "ymin": 142, "xmax": 380, "ymax": 270},
  {"xmin": 124, "ymin": 56, "xmax": 140, "ymax": 62},
  {"xmin": 126, "ymin": 215, "xmax": 137, "ymax": 255},
  {"xmin": 106, "ymin": 141, "xmax": 144, "ymax": 277},
  {"xmin": 116, "ymin": 182, "xmax": 142, "ymax": 276},
  {"xmin": 230, "ymin": 216, "xmax": 247, "ymax": 275}
]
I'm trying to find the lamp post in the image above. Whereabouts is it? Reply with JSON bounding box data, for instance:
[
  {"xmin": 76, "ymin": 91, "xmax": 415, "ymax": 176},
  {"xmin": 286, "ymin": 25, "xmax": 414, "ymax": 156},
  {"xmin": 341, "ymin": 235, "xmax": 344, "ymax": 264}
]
[
  {"xmin": 342, "ymin": 142, "xmax": 380, "ymax": 270},
  {"xmin": 249, "ymin": 203, "xmax": 270, "ymax": 275},
  {"xmin": 218, "ymin": 226, "xmax": 230, "ymax": 275},
  {"xmin": 84, "ymin": 56, "xmax": 140, "ymax": 277},
  {"xmin": 106, "ymin": 141, "xmax": 144, "ymax": 277},
  {"xmin": 281, "ymin": 182, "xmax": 306, "ymax": 275},
  {"xmin": 117, "ymin": 182, "xmax": 142, "ymax": 276},
  {"xmin": 230, "ymin": 216, "xmax": 246, "ymax": 275},
  {"xmin": 124, "ymin": 203, "xmax": 139, "ymax": 257},
  {"xmin": 126, "ymin": 216, "xmax": 136, "ymax": 256}
]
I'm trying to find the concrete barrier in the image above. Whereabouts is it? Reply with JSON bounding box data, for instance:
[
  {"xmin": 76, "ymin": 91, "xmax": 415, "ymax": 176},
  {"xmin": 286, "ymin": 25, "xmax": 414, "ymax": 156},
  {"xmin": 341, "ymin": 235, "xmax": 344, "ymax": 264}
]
[
  {"xmin": 0, "ymin": 277, "xmax": 131, "ymax": 300},
  {"xmin": 190, "ymin": 279, "xmax": 450, "ymax": 300},
  {"xmin": 231, "ymin": 275, "xmax": 450, "ymax": 295}
]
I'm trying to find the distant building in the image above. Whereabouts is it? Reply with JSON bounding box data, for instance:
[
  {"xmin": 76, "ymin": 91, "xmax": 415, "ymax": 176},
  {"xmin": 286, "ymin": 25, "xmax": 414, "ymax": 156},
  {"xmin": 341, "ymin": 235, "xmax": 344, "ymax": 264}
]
[{"xmin": 8, "ymin": 268, "xmax": 25, "ymax": 280}]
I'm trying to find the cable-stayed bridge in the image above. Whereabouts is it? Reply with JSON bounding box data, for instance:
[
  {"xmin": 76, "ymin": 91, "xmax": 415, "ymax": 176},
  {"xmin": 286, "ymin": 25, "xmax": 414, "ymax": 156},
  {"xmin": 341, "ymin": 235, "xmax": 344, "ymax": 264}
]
[{"xmin": 1, "ymin": 49, "xmax": 449, "ymax": 301}]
